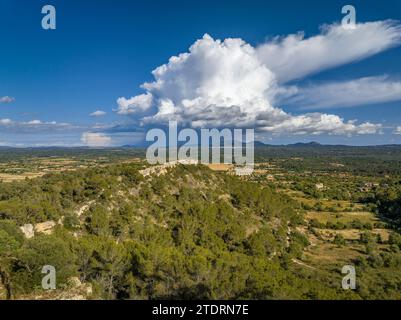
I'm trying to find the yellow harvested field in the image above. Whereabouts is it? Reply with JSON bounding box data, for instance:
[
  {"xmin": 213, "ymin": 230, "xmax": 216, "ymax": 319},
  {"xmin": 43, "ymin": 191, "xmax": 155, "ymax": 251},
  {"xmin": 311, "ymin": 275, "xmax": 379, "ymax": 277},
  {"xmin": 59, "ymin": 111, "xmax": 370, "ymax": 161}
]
[
  {"xmin": 0, "ymin": 172, "xmax": 45, "ymax": 182},
  {"xmin": 206, "ymin": 163, "xmax": 233, "ymax": 171}
]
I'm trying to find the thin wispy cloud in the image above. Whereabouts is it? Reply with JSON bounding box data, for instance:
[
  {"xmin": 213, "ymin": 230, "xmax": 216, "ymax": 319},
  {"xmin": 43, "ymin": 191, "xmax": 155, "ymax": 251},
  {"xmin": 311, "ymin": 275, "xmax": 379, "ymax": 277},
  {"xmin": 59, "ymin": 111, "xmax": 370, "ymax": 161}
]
[
  {"xmin": 257, "ymin": 20, "xmax": 401, "ymax": 83},
  {"xmin": 90, "ymin": 110, "xmax": 107, "ymax": 117},
  {"xmin": 0, "ymin": 118, "xmax": 76, "ymax": 134},
  {"xmin": 282, "ymin": 76, "xmax": 401, "ymax": 110}
]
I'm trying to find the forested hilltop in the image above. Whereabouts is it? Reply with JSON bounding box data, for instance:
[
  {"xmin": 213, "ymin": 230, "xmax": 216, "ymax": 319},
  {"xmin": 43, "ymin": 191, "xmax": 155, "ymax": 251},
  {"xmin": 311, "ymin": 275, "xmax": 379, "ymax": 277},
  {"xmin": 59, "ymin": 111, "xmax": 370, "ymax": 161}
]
[
  {"xmin": 1, "ymin": 145, "xmax": 401, "ymax": 300},
  {"xmin": 0, "ymin": 161, "xmax": 356, "ymax": 300}
]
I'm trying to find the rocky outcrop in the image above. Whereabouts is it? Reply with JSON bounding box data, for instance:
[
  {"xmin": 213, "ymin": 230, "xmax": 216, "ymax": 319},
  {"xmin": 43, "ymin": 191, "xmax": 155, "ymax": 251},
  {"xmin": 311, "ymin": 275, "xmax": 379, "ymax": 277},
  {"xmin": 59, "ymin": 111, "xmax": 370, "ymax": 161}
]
[
  {"xmin": 20, "ymin": 221, "xmax": 57, "ymax": 239},
  {"xmin": 20, "ymin": 224, "xmax": 34, "ymax": 239},
  {"xmin": 34, "ymin": 221, "xmax": 56, "ymax": 235},
  {"xmin": 75, "ymin": 200, "xmax": 95, "ymax": 217}
]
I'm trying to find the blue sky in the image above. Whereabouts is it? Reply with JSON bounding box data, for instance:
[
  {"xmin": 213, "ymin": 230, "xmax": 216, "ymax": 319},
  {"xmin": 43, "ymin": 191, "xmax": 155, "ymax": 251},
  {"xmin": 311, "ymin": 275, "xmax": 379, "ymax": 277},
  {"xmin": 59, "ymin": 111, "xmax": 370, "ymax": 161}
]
[{"xmin": 1, "ymin": 0, "xmax": 401, "ymax": 146}]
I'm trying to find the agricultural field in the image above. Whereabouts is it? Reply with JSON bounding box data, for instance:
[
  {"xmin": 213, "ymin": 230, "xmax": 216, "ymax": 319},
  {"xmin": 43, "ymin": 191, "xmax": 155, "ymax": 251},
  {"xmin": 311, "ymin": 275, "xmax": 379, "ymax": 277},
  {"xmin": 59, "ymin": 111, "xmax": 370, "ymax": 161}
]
[
  {"xmin": 0, "ymin": 148, "xmax": 144, "ymax": 182},
  {"xmin": 247, "ymin": 145, "xmax": 401, "ymax": 299}
]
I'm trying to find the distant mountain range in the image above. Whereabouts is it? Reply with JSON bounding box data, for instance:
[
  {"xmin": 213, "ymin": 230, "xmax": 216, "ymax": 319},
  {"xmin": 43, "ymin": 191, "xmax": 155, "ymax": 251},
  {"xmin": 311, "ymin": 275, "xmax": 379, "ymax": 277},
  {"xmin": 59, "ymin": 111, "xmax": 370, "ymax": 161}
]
[
  {"xmin": 1, "ymin": 141, "xmax": 401, "ymax": 150},
  {"xmin": 254, "ymin": 141, "xmax": 401, "ymax": 148}
]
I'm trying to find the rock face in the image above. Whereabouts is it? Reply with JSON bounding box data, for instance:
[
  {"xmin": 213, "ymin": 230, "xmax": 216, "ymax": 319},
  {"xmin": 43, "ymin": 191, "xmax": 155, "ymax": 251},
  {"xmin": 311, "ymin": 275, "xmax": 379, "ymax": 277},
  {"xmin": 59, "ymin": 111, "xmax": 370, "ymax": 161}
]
[
  {"xmin": 34, "ymin": 221, "xmax": 56, "ymax": 235},
  {"xmin": 20, "ymin": 224, "xmax": 34, "ymax": 239},
  {"xmin": 20, "ymin": 221, "xmax": 57, "ymax": 239}
]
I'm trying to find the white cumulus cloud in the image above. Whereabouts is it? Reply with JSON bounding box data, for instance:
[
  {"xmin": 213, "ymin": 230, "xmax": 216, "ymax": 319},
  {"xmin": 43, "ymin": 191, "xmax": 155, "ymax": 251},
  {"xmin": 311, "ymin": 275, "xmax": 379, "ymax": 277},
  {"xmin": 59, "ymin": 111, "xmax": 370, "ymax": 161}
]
[
  {"xmin": 116, "ymin": 93, "xmax": 153, "ymax": 115},
  {"xmin": 81, "ymin": 132, "xmax": 112, "ymax": 147},
  {"xmin": 258, "ymin": 113, "xmax": 381, "ymax": 136},
  {"xmin": 116, "ymin": 32, "xmax": 385, "ymax": 136}
]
